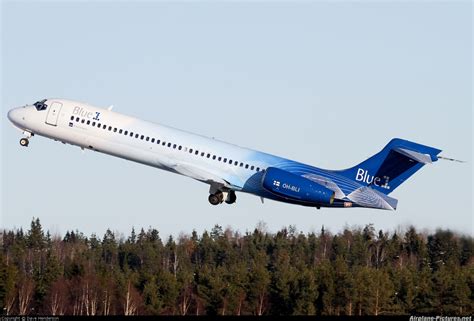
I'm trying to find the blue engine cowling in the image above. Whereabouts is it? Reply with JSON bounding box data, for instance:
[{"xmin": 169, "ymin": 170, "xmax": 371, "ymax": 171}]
[{"xmin": 262, "ymin": 167, "xmax": 335, "ymax": 205}]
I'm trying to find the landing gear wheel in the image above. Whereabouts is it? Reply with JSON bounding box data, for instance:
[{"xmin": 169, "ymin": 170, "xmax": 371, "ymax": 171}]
[
  {"xmin": 208, "ymin": 194, "xmax": 220, "ymax": 206},
  {"xmin": 19, "ymin": 138, "xmax": 29, "ymax": 147},
  {"xmin": 225, "ymin": 191, "xmax": 237, "ymax": 204}
]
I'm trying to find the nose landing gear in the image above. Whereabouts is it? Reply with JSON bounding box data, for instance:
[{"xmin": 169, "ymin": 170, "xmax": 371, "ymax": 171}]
[
  {"xmin": 19, "ymin": 138, "xmax": 29, "ymax": 147},
  {"xmin": 19, "ymin": 131, "xmax": 33, "ymax": 147}
]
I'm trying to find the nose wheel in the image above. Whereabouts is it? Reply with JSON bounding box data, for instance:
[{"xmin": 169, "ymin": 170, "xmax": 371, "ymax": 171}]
[{"xmin": 19, "ymin": 138, "xmax": 29, "ymax": 147}]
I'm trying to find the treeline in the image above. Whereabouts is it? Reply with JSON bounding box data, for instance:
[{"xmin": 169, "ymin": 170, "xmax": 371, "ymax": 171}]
[{"xmin": 0, "ymin": 218, "xmax": 472, "ymax": 316}]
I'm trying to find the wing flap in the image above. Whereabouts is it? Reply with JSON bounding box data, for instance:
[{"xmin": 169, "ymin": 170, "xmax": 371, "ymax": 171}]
[{"xmin": 157, "ymin": 157, "xmax": 241, "ymax": 190}]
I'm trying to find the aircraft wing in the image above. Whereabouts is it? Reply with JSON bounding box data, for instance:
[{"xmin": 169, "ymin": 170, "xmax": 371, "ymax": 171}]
[
  {"xmin": 174, "ymin": 163, "xmax": 243, "ymax": 191},
  {"xmin": 157, "ymin": 157, "xmax": 241, "ymax": 190}
]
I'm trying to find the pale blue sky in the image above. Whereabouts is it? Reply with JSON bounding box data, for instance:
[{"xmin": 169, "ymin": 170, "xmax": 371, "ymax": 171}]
[{"xmin": 1, "ymin": 1, "xmax": 472, "ymax": 238}]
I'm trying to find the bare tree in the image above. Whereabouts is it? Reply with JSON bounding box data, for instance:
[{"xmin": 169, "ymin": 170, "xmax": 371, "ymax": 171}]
[
  {"xmin": 178, "ymin": 284, "xmax": 193, "ymax": 315},
  {"xmin": 256, "ymin": 290, "xmax": 268, "ymax": 316},
  {"xmin": 81, "ymin": 273, "xmax": 100, "ymax": 316},
  {"xmin": 123, "ymin": 280, "xmax": 140, "ymax": 315},
  {"xmin": 46, "ymin": 277, "xmax": 68, "ymax": 315},
  {"xmin": 71, "ymin": 278, "xmax": 83, "ymax": 315},
  {"xmin": 18, "ymin": 276, "xmax": 34, "ymax": 315},
  {"xmin": 102, "ymin": 288, "xmax": 112, "ymax": 316},
  {"xmin": 5, "ymin": 290, "xmax": 16, "ymax": 315},
  {"xmin": 102, "ymin": 277, "xmax": 115, "ymax": 316}
]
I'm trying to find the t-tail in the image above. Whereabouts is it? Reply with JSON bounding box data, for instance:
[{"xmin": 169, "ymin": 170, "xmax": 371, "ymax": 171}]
[{"xmin": 339, "ymin": 138, "xmax": 442, "ymax": 196}]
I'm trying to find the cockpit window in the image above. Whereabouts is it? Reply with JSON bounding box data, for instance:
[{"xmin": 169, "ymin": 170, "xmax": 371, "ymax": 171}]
[{"xmin": 33, "ymin": 99, "xmax": 48, "ymax": 111}]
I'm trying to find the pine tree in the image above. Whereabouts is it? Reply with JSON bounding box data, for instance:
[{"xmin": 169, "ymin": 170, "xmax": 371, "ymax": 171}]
[
  {"xmin": 0, "ymin": 221, "xmax": 472, "ymax": 316},
  {"xmin": 314, "ymin": 260, "xmax": 335, "ymax": 315}
]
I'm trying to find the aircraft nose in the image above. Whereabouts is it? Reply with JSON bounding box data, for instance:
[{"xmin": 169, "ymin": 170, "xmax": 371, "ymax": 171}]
[
  {"xmin": 7, "ymin": 107, "xmax": 23, "ymax": 126},
  {"xmin": 8, "ymin": 108, "xmax": 17, "ymax": 122}
]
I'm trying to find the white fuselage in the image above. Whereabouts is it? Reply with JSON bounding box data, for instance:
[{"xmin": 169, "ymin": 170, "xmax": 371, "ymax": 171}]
[
  {"xmin": 7, "ymin": 99, "xmax": 298, "ymax": 203},
  {"xmin": 9, "ymin": 98, "xmax": 418, "ymax": 210}
]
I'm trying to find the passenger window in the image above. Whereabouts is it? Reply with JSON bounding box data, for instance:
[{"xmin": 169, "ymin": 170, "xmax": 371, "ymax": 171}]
[
  {"xmin": 162, "ymin": 141, "xmax": 166, "ymax": 146},
  {"xmin": 173, "ymin": 144, "xmax": 176, "ymax": 149},
  {"xmin": 119, "ymin": 129, "xmax": 123, "ymax": 134},
  {"xmin": 157, "ymin": 139, "xmax": 160, "ymax": 144},
  {"xmin": 218, "ymin": 157, "xmax": 222, "ymax": 161},
  {"xmin": 76, "ymin": 117, "xmax": 80, "ymax": 122},
  {"xmin": 235, "ymin": 162, "xmax": 239, "ymax": 166},
  {"xmin": 114, "ymin": 128, "xmax": 117, "ymax": 132},
  {"xmin": 140, "ymin": 135, "xmax": 144, "ymax": 140},
  {"xmin": 212, "ymin": 155, "xmax": 216, "ymax": 160},
  {"xmin": 108, "ymin": 126, "xmax": 112, "ymax": 131},
  {"xmin": 189, "ymin": 149, "xmax": 193, "ymax": 153},
  {"xmin": 251, "ymin": 165, "xmax": 255, "ymax": 170},
  {"xmin": 92, "ymin": 122, "xmax": 96, "ymax": 127},
  {"xmin": 195, "ymin": 150, "xmax": 199, "ymax": 155},
  {"xmin": 229, "ymin": 160, "xmax": 233, "ymax": 165},
  {"xmin": 87, "ymin": 120, "xmax": 90, "ymax": 125},
  {"xmin": 151, "ymin": 138, "xmax": 155, "ymax": 143},
  {"xmin": 245, "ymin": 164, "xmax": 249, "ymax": 169},
  {"xmin": 167, "ymin": 142, "xmax": 171, "ymax": 147},
  {"xmin": 223, "ymin": 158, "xmax": 227, "ymax": 163},
  {"xmin": 103, "ymin": 124, "xmax": 106, "ymax": 129},
  {"xmin": 124, "ymin": 131, "xmax": 128, "ymax": 135},
  {"xmin": 81, "ymin": 119, "xmax": 85, "ymax": 124},
  {"xmin": 201, "ymin": 152, "xmax": 205, "ymax": 157},
  {"xmin": 130, "ymin": 132, "xmax": 133, "ymax": 137},
  {"xmin": 178, "ymin": 146, "xmax": 182, "ymax": 150},
  {"xmin": 70, "ymin": 116, "xmax": 74, "ymax": 121},
  {"xmin": 135, "ymin": 134, "xmax": 139, "ymax": 138},
  {"xmin": 240, "ymin": 162, "xmax": 243, "ymax": 167},
  {"xmin": 146, "ymin": 137, "xmax": 150, "ymax": 141},
  {"xmin": 256, "ymin": 167, "xmax": 260, "ymax": 171}
]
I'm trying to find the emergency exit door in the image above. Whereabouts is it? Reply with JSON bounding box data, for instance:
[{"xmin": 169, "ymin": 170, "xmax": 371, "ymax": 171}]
[{"xmin": 45, "ymin": 101, "xmax": 63, "ymax": 126}]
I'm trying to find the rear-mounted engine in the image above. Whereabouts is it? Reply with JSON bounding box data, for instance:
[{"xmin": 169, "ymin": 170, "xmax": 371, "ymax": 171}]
[{"xmin": 262, "ymin": 167, "xmax": 335, "ymax": 205}]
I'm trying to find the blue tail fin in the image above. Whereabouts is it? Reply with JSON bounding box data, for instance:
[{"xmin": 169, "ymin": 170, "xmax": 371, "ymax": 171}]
[{"xmin": 338, "ymin": 138, "xmax": 442, "ymax": 195}]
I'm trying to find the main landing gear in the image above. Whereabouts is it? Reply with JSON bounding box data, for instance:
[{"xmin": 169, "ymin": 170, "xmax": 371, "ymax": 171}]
[{"xmin": 208, "ymin": 190, "xmax": 237, "ymax": 206}]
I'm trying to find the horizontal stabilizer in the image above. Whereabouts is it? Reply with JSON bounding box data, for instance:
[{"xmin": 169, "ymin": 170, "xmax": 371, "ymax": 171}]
[{"xmin": 347, "ymin": 186, "xmax": 398, "ymax": 210}]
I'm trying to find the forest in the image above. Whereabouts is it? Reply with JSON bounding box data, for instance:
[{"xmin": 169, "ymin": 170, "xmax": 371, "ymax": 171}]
[{"xmin": 0, "ymin": 218, "xmax": 472, "ymax": 316}]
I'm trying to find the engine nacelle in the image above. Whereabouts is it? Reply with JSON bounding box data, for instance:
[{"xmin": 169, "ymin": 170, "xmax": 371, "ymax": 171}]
[{"xmin": 262, "ymin": 167, "xmax": 335, "ymax": 205}]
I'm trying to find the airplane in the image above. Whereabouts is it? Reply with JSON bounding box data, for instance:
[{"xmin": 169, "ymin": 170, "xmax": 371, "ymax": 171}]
[{"xmin": 7, "ymin": 98, "xmax": 445, "ymax": 210}]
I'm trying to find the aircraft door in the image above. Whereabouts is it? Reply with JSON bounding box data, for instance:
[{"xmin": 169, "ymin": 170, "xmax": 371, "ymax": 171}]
[{"xmin": 45, "ymin": 101, "xmax": 63, "ymax": 126}]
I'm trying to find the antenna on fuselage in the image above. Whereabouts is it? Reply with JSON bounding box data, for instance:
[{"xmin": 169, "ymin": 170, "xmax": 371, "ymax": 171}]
[{"xmin": 107, "ymin": 105, "xmax": 114, "ymax": 111}]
